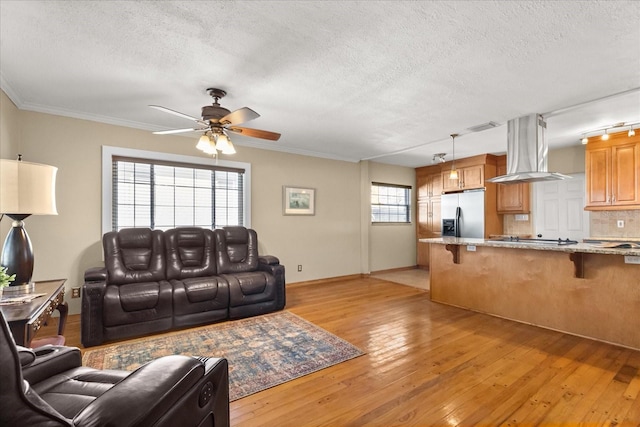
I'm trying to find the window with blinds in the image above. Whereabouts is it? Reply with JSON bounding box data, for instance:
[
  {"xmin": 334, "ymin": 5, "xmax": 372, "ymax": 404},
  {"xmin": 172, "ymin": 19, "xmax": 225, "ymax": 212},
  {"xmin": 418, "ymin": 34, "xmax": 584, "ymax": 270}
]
[
  {"xmin": 112, "ymin": 157, "xmax": 244, "ymax": 231},
  {"xmin": 371, "ymin": 182, "xmax": 411, "ymax": 223}
]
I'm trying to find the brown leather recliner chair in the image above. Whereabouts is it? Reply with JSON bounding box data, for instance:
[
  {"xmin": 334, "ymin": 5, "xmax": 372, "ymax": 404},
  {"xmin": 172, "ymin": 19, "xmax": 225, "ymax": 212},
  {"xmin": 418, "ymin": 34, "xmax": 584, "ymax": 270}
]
[
  {"xmin": 215, "ymin": 226, "xmax": 286, "ymax": 319},
  {"xmin": 83, "ymin": 228, "xmax": 173, "ymax": 347},
  {"xmin": 165, "ymin": 227, "xmax": 230, "ymax": 328},
  {"xmin": 0, "ymin": 310, "xmax": 230, "ymax": 427}
]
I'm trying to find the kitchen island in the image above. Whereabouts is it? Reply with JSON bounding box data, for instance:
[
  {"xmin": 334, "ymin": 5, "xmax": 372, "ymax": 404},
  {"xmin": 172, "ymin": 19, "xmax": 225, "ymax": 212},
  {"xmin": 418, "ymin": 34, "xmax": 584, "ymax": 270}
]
[{"xmin": 421, "ymin": 237, "xmax": 640, "ymax": 350}]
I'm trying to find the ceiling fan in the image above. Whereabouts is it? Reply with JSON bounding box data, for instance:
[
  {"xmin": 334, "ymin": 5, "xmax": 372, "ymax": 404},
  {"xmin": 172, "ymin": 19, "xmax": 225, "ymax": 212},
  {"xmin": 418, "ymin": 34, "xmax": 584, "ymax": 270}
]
[{"xmin": 150, "ymin": 88, "xmax": 281, "ymax": 155}]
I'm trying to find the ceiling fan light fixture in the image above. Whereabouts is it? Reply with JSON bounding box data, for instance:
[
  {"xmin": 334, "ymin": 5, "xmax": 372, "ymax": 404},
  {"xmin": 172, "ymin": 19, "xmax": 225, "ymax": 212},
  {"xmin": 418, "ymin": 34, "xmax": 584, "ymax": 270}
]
[
  {"xmin": 202, "ymin": 140, "xmax": 217, "ymax": 155},
  {"xmin": 221, "ymin": 139, "xmax": 236, "ymax": 155},
  {"xmin": 215, "ymin": 133, "xmax": 232, "ymax": 153},
  {"xmin": 196, "ymin": 134, "xmax": 211, "ymax": 151}
]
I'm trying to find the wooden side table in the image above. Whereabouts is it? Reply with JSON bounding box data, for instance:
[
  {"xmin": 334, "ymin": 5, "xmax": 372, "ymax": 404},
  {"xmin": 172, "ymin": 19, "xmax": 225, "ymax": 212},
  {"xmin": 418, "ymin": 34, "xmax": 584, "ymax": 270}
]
[{"xmin": 0, "ymin": 279, "xmax": 68, "ymax": 347}]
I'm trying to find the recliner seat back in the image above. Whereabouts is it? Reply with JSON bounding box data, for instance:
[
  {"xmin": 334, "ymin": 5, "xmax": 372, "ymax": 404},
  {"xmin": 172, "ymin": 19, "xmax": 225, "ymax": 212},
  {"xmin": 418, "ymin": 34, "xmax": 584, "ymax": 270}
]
[
  {"xmin": 103, "ymin": 228, "xmax": 166, "ymax": 284},
  {"xmin": 165, "ymin": 227, "xmax": 217, "ymax": 280},
  {"xmin": 215, "ymin": 226, "xmax": 259, "ymax": 273}
]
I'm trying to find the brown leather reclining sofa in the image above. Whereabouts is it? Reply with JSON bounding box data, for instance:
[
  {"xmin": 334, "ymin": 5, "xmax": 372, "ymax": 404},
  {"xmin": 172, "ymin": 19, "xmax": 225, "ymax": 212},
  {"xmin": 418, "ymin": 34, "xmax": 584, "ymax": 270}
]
[
  {"xmin": 1, "ymin": 309, "xmax": 229, "ymax": 427},
  {"xmin": 81, "ymin": 226, "xmax": 285, "ymax": 347}
]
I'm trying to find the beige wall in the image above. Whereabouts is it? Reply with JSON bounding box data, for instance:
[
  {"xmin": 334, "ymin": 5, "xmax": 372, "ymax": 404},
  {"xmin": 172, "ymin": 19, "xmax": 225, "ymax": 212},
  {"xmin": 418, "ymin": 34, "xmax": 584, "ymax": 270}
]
[
  {"xmin": 368, "ymin": 162, "xmax": 416, "ymax": 272},
  {"xmin": 0, "ymin": 93, "xmax": 20, "ymax": 251},
  {"xmin": 0, "ymin": 90, "xmax": 417, "ymax": 314},
  {"xmin": 548, "ymin": 145, "xmax": 585, "ymax": 174}
]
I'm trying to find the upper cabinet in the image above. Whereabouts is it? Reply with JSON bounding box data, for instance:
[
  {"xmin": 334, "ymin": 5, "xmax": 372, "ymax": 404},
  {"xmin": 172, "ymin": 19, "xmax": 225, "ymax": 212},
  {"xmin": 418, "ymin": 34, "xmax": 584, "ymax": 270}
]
[
  {"xmin": 585, "ymin": 131, "xmax": 640, "ymax": 210},
  {"xmin": 441, "ymin": 164, "xmax": 484, "ymax": 192},
  {"xmin": 417, "ymin": 170, "xmax": 443, "ymax": 200},
  {"xmin": 440, "ymin": 154, "xmax": 497, "ymax": 192},
  {"xmin": 495, "ymin": 155, "xmax": 530, "ymax": 214}
]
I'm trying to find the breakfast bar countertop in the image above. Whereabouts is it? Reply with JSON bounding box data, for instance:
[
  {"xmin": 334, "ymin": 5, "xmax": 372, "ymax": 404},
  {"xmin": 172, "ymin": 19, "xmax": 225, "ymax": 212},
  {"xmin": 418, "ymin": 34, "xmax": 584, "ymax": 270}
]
[{"xmin": 419, "ymin": 237, "xmax": 640, "ymax": 256}]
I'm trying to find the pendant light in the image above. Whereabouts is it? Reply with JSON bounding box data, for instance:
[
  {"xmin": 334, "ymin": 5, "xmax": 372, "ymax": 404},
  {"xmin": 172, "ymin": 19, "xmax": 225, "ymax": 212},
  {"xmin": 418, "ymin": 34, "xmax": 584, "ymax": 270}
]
[{"xmin": 449, "ymin": 134, "xmax": 459, "ymax": 180}]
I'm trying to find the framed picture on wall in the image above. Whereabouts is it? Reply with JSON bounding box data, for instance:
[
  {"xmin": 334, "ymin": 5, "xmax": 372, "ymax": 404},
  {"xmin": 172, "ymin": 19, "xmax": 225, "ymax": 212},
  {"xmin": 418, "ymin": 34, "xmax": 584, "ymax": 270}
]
[{"xmin": 283, "ymin": 186, "xmax": 315, "ymax": 215}]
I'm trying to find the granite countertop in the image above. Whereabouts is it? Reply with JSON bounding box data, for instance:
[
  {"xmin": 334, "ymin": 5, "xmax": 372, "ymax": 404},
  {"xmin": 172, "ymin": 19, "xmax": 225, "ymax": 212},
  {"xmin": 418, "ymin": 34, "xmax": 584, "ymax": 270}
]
[{"xmin": 419, "ymin": 237, "xmax": 640, "ymax": 256}]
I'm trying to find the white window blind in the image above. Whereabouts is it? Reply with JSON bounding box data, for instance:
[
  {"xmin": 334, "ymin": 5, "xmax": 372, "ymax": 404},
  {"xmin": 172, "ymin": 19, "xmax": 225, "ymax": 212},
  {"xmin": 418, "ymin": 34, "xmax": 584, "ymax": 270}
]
[
  {"xmin": 112, "ymin": 156, "xmax": 244, "ymax": 231},
  {"xmin": 371, "ymin": 182, "xmax": 411, "ymax": 223}
]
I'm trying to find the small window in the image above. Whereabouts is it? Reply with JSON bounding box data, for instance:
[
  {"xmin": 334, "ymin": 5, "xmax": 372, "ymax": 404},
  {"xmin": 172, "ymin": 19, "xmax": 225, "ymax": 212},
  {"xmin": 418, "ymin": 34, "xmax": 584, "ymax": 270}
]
[{"xmin": 371, "ymin": 183, "xmax": 411, "ymax": 223}]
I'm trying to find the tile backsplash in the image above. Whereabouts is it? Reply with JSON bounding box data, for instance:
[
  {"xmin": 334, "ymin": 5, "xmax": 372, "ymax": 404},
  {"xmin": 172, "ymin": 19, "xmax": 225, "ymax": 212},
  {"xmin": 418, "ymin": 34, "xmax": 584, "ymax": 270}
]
[
  {"xmin": 503, "ymin": 214, "xmax": 534, "ymax": 237},
  {"xmin": 503, "ymin": 209, "xmax": 640, "ymax": 240},
  {"xmin": 589, "ymin": 210, "xmax": 640, "ymax": 239}
]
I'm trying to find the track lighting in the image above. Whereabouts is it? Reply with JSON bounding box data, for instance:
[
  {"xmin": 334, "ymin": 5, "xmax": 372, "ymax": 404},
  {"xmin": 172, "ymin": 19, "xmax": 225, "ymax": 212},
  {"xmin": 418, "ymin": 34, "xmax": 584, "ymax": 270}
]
[
  {"xmin": 433, "ymin": 153, "xmax": 446, "ymax": 163},
  {"xmin": 580, "ymin": 121, "xmax": 639, "ymax": 144}
]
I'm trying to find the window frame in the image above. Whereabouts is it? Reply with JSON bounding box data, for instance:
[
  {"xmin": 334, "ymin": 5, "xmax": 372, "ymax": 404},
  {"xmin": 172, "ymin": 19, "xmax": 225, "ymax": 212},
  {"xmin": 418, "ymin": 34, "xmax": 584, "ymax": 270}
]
[
  {"xmin": 370, "ymin": 182, "xmax": 412, "ymax": 225},
  {"xmin": 102, "ymin": 146, "xmax": 251, "ymax": 235}
]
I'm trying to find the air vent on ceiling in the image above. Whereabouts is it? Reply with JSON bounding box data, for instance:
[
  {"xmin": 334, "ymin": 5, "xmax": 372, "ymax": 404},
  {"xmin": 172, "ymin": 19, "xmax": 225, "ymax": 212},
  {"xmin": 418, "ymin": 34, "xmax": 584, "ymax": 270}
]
[{"xmin": 467, "ymin": 121, "xmax": 500, "ymax": 133}]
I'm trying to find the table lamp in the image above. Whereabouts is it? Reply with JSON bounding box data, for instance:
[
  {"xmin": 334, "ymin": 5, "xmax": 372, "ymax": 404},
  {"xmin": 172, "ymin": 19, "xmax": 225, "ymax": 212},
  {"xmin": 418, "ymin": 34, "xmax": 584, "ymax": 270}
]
[{"xmin": 0, "ymin": 157, "xmax": 58, "ymax": 291}]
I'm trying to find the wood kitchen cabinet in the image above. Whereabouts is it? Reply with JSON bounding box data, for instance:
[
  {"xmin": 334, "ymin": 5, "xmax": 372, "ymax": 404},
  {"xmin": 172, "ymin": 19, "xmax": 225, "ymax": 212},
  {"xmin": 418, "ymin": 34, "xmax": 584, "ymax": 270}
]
[
  {"xmin": 441, "ymin": 164, "xmax": 484, "ymax": 192},
  {"xmin": 418, "ymin": 171, "xmax": 443, "ymax": 200},
  {"xmin": 496, "ymin": 155, "xmax": 530, "ymax": 213},
  {"xmin": 416, "ymin": 154, "xmax": 501, "ymax": 268},
  {"xmin": 585, "ymin": 131, "xmax": 640, "ymax": 210},
  {"xmin": 416, "ymin": 166, "xmax": 443, "ymax": 268}
]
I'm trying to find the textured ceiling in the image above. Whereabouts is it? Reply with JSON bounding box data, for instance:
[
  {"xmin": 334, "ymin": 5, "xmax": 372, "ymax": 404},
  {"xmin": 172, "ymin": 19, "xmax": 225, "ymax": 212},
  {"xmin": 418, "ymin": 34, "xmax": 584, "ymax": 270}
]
[{"xmin": 1, "ymin": 1, "xmax": 639, "ymax": 167}]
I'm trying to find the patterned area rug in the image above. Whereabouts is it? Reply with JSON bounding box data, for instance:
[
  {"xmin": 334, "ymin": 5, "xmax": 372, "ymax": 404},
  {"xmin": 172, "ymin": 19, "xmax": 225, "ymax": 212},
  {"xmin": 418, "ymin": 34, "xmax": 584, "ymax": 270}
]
[{"xmin": 83, "ymin": 311, "xmax": 364, "ymax": 401}]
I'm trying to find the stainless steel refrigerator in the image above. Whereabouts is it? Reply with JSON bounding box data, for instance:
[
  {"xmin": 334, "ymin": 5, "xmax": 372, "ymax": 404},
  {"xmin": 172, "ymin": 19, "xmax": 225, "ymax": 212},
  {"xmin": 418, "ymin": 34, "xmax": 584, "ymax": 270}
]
[{"xmin": 440, "ymin": 189, "xmax": 485, "ymax": 238}]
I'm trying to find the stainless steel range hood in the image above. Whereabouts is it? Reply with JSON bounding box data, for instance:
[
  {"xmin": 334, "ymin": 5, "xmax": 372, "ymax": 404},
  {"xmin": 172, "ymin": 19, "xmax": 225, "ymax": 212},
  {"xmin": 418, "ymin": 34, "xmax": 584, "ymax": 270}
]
[{"xmin": 487, "ymin": 114, "xmax": 571, "ymax": 184}]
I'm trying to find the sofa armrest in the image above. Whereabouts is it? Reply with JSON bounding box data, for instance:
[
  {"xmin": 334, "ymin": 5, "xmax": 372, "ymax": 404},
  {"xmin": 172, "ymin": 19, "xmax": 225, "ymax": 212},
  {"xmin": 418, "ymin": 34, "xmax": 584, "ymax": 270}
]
[
  {"xmin": 81, "ymin": 280, "xmax": 107, "ymax": 347},
  {"xmin": 258, "ymin": 255, "xmax": 279, "ymax": 265},
  {"xmin": 84, "ymin": 266, "xmax": 107, "ymax": 282},
  {"xmin": 74, "ymin": 355, "xmax": 227, "ymax": 427},
  {"xmin": 258, "ymin": 259, "xmax": 286, "ymax": 310},
  {"xmin": 22, "ymin": 346, "xmax": 82, "ymax": 385}
]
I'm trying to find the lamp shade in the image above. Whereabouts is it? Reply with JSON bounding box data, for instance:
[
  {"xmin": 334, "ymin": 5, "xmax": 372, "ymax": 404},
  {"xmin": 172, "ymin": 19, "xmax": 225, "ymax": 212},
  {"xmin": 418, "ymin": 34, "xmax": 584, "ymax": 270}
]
[{"xmin": 0, "ymin": 159, "xmax": 58, "ymax": 215}]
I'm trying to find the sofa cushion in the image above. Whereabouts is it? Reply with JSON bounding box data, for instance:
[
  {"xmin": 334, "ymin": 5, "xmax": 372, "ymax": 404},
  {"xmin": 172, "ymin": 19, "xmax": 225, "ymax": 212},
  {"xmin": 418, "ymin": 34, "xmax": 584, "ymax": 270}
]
[
  {"xmin": 119, "ymin": 282, "xmax": 162, "ymax": 311},
  {"xmin": 33, "ymin": 367, "xmax": 128, "ymax": 419},
  {"xmin": 103, "ymin": 281, "xmax": 172, "ymax": 327},
  {"xmin": 225, "ymin": 272, "xmax": 276, "ymax": 307},
  {"xmin": 182, "ymin": 277, "xmax": 224, "ymax": 304}
]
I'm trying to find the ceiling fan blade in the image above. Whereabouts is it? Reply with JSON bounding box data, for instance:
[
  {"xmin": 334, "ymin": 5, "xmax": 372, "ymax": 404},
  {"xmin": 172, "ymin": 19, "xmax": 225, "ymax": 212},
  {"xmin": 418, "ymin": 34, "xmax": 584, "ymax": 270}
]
[
  {"xmin": 220, "ymin": 107, "xmax": 260, "ymax": 126},
  {"xmin": 153, "ymin": 127, "xmax": 207, "ymax": 135},
  {"xmin": 149, "ymin": 105, "xmax": 207, "ymax": 125},
  {"xmin": 228, "ymin": 126, "xmax": 281, "ymax": 141}
]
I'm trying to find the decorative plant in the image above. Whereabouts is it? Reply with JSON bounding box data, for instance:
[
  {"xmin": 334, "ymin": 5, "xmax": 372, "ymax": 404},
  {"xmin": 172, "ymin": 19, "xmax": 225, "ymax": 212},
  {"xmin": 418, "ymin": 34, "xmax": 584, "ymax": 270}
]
[{"xmin": 0, "ymin": 266, "xmax": 16, "ymax": 288}]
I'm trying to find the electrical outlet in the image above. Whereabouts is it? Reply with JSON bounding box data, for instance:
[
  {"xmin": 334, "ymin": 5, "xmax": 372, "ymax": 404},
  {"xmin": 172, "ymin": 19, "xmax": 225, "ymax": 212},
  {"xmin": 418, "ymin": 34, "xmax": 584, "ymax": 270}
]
[
  {"xmin": 625, "ymin": 256, "xmax": 640, "ymax": 265},
  {"xmin": 71, "ymin": 287, "xmax": 81, "ymax": 298},
  {"xmin": 617, "ymin": 220, "xmax": 625, "ymax": 228},
  {"xmin": 297, "ymin": 265, "xmax": 302, "ymax": 272},
  {"xmin": 467, "ymin": 245, "xmax": 477, "ymax": 252}
]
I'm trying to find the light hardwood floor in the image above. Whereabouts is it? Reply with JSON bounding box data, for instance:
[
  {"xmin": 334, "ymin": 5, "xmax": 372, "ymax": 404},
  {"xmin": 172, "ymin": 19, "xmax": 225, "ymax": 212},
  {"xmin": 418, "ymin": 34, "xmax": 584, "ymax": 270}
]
[{"xmin": 39, "ymin": 274, "xmax": 640, "ymax": 426}]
